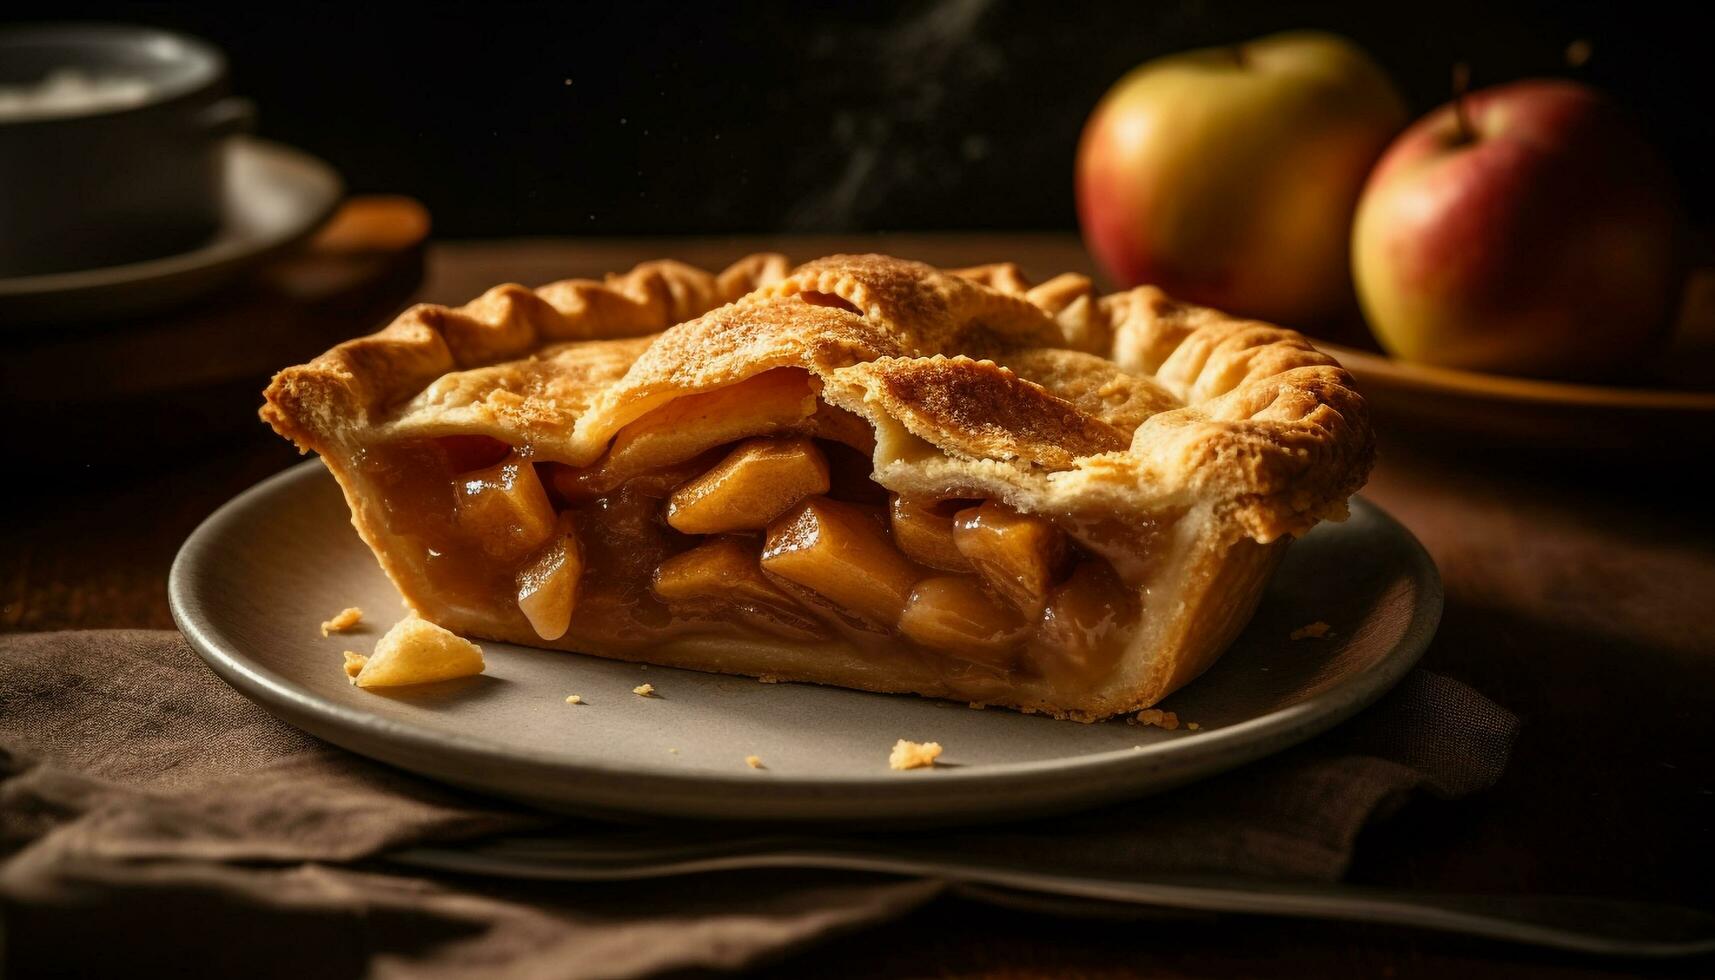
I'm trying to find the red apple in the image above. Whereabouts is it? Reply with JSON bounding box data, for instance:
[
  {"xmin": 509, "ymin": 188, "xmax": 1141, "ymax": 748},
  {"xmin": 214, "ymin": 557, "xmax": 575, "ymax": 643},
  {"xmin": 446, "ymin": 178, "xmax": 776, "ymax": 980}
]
[
  {"xmin": 1352, "ymin": 79, "xmax": 1683, "ymax": 378},
  {"xmin": 1076, "ymin": 31, "xmax": 1407, "ymax": 326}
]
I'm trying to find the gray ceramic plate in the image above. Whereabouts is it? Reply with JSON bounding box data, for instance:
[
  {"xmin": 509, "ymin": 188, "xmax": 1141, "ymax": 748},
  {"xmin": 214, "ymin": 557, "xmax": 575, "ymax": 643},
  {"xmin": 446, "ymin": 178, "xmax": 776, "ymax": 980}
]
[
  {"xmin": 170, "ymin": 460, "xmax": 1441, "ymax": 824},
  {"xmin": 0, "ymin": 136, "xmax": 341, "ymax": 324}
]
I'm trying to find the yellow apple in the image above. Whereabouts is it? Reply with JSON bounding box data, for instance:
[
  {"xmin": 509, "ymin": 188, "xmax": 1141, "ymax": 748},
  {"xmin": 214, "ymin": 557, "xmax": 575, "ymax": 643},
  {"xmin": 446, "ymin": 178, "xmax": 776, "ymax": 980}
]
[{"xmin": 1076, "ymin": 31, "xmax": 1407, "ymax": 326}]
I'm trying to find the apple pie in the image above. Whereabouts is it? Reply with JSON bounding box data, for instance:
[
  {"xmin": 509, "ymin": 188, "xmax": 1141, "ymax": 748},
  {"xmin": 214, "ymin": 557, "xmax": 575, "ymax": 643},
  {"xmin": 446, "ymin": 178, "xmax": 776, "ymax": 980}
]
[{"xmin": 262, "ymin": 254, "xmax": 1371, "ymax": 720}]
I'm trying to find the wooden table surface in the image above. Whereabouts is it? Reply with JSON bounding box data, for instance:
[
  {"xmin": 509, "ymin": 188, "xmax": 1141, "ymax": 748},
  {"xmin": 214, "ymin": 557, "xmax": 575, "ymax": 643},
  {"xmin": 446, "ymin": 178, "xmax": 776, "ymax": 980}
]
[{"xmin": 4, "ymin": 235, "xmax": 1712, "ymax": 978}]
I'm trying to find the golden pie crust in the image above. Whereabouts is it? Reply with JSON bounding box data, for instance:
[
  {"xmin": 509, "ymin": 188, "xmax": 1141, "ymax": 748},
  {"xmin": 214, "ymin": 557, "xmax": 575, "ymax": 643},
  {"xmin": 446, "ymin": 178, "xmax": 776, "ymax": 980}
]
[{"xmin": 262, "ymin": 254, "xmax": 1371, "ymax": 721}]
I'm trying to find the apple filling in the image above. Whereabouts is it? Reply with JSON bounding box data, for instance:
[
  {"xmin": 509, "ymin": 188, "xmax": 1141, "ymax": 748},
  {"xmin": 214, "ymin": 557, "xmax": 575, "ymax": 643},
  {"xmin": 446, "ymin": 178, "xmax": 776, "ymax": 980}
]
[{"xmin": 356, "ymin": 369, "xmax": 1156, "ymax": 690}]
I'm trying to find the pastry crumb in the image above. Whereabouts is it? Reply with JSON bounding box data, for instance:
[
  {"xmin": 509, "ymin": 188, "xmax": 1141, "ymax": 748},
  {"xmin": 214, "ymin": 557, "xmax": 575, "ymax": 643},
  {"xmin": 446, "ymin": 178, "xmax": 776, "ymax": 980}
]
[
  {"xmin": 757, "ymin": 674, "xmax": 780, "ymax": 684},
  {"xmin": 889, "ymin": 739, "xmax": 943, "ymax": 771},
  {"xmin": 968, "ymin": 702, "xmax": 987, "ymax": 710},
  {"xmin": 745, "ymin": 754, "xmax": 764, "ymax": 769},
  {"xmin": 564, "ymin": 694, "xmax": 583, "ymax": 705},
  {"xmin": 352, "ymin": 617, "xmax": 484, "ymax": 689},
  {"xmin": 1187, "ymin": 722, "xmax": 1201, "ymax": 731},
  {"xmin": 342, "ymin": 651, "xmax": 368, "ymax": 682},
  {"xmin": 1291, "ymin": 621, "xmax": 1332, "ymax": 640},
  {"xmin": 1129, "ymin": 708, "xmax": 1181, "ymax": 731},
  {"xmin": 321, "ymin": 607, "xmax": 363, "ymax": 636},
  {"xmin": 632, "ymin": 683, "xmax": 656, "ymax": 698},
  {"xmin": 667, "ymin": 747, "xmax": 680, "ymax": 755}
]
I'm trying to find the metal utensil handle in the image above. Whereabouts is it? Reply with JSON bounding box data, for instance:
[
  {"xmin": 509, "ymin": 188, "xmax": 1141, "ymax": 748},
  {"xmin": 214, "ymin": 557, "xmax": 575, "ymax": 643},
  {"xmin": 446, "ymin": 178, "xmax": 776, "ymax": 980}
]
[{"xmin": 392, "ymin": 837, "xmax": 1715, "ymax": 958}]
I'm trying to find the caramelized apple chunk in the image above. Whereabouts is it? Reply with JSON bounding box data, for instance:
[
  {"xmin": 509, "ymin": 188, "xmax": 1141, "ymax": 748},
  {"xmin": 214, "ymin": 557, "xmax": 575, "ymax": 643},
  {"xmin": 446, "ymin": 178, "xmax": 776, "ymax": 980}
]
[
  {"xmin": 1026, "ymin": 561, "xmax": 1138, "ymax": 688},
  {"xmin": 654, "ymin": 537, "xmax": 823, "ymax": 638},
  {"xmin": 454, "ymin": 460, "xmax": 557, "ymax": 562},
  {"xmin": 810, "ymin": 402, "xmax": 877, "ymax": 454},
  {"xmin": 761, "ymin": 497, "xmax": 922, "ymax": 627},
  {"xmin": 951, "ymin": 501, "xmax": 1068, "ymax": 616},
  {"xmin": 656, "ymin": 536, "xmax": 789, "ymax": 606},
  {"xmin": 889, "ymin": 495, "xmax": 975, "ymax": 572},
  {"xmin": 547, "ymin": 451, "xmax": 717, "ymax": 504},
  {"xmin": 897, "ymin": 575, "xmax": 1026, "ymax": 669},
  {"xmin": 516, "ymin": 517, "xmax": 583, "ymax": 641},
  {"xmin": 666, "ymin": 437, "xmax": 830, "ymax": 534},
  {"xmin": 602, "ymin": 369, "xmax": 816, "ymax": 478}
]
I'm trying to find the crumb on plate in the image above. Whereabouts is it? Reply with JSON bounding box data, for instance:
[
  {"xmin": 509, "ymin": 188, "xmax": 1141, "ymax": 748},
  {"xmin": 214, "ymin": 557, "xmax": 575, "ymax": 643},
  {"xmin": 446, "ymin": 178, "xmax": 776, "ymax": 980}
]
[
  {"xmin": 342, "ymin": 651, "xmax": 368, "ymax": 682},
  {"xmin": 321, "ymin": 607, "xmax": 363, "ymax": 636},
  {"xmin": 889, "ymin": 739, "xmax": 943, "ymax": 771},
  {"xmin": 351, "ymin": 617, "xmax": 484, "ymax": 689},
  {"xmin": 564, "ymin": 694, "xmax": 583, "ymax": 705},
  {"xmin": 1290, "ymin": 621, "xmax": 1332, "ymax": 641},
  {"xmin": 1129, "ymin": 708, "xmax": 1181, "ymax": 731},
  {"xmin": 633, "ymin": 683, "xmax": 656, "ymax": 698},
  {"xmin": 745, "ymin": 754, "xmax": 764, "ymax": 769}
]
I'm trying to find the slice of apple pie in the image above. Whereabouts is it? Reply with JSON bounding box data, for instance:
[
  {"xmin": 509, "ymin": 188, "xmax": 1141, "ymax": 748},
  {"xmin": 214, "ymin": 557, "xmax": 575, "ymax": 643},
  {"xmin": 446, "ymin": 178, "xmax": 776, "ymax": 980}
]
[{"xmin": 263, "ymin": 253, "xmax": 1371, "ymax": 720}]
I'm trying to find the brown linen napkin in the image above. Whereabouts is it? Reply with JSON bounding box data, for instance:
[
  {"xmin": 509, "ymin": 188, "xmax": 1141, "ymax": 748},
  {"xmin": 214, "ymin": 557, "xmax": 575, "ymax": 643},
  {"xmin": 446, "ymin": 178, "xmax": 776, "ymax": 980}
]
[{"xmin": 0, "ymin": 630, "xmax": 1516, "ymax": 978}]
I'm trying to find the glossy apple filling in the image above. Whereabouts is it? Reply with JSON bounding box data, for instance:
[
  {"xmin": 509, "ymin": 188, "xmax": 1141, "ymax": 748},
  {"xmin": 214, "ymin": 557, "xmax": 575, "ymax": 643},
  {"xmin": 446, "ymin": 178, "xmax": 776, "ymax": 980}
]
[{"xmin": 357, "ymin": 369, "xmax": 1173, "ymax": 690}]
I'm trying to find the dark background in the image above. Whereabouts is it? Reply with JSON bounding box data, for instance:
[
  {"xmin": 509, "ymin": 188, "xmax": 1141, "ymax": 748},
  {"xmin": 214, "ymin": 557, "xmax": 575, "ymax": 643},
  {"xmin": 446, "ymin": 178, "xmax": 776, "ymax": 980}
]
[{"xmin": 12, "ymin": 1, "xmax": 1715, "ymax": 237}]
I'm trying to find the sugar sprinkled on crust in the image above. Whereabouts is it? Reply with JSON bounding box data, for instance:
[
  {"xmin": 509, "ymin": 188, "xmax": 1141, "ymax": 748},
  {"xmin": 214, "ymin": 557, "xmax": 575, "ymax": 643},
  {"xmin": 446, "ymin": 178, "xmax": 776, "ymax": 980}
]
[
  {"xmin": 1290, "ymin": 621, "xmax": 1332, "ymax": 641},
  {"xmin": 633, "ymin": 683, "xmax": 656, "ymax": 698},
  {"xmin": 321, "ymin": 607, "xmax": 363, "ymax": 636},
  {"xmin": 889, "ymin": 739, "xmax": 943, "ymax": 770}
]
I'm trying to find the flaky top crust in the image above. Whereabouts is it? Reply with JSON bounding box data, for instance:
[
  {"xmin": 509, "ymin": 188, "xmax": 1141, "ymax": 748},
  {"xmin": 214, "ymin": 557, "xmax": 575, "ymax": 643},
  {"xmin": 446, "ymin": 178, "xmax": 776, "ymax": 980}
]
[{"xmin": 263, "ymin": 254, "xmax": 1372, "ymax": 543}]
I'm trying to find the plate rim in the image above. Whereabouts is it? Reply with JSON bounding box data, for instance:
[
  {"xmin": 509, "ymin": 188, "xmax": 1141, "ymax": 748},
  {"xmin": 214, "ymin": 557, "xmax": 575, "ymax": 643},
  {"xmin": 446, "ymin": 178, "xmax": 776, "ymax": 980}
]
[
  {"xmin": 170, "ymin": 460, "xmax": 1443, "ymax": 817},
  {"xmin": 1318, "ymin": 340, "xmax": 1715, "ymax": 412},
  {"xmin": 0, "ymin": 136, "xmax": 343, "ymax": 300}
]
